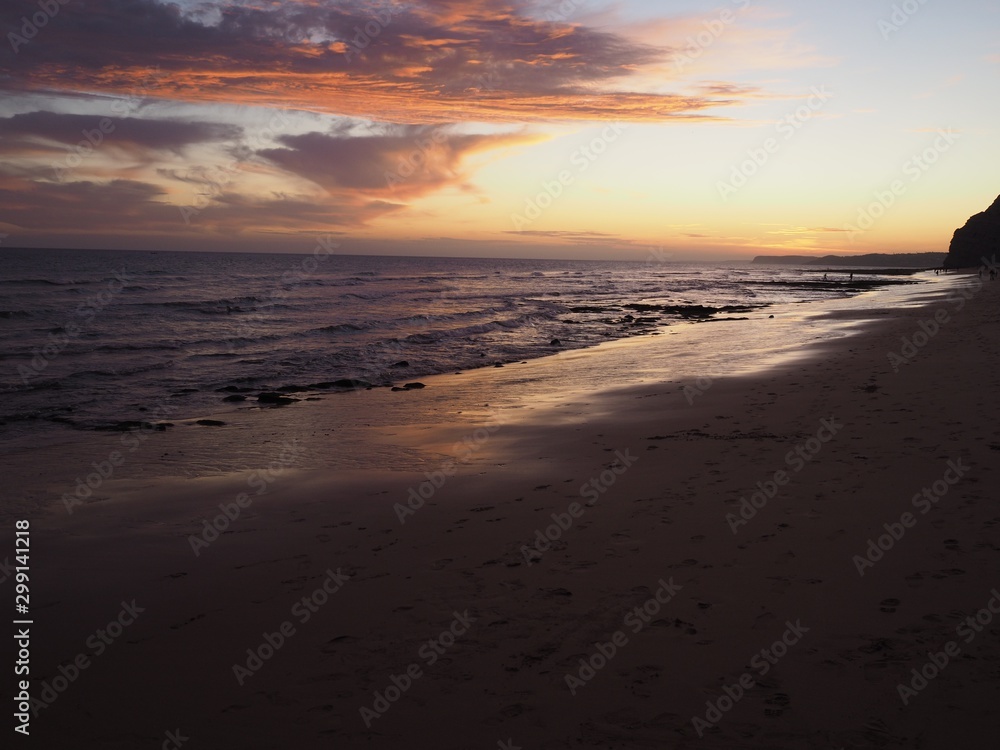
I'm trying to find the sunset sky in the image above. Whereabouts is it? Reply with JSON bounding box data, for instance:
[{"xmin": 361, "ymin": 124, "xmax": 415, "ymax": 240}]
[{"xmin": 0, "ymin": 0, "xmax": 997, "ymax": 260}]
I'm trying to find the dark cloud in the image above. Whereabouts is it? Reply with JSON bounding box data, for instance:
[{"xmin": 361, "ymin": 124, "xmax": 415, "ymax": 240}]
[
  {"xmin": 0, "ymin": 117, "xmax": 506, "ymax": 237},
  {"xmin": 0, "ymin": 0, "xmax": 739, "ymax": 122},
  {"xmin": 509, "ymin": 229, "xmax": 619, "ymax": 239},
  {"xmin": 0, "ymin": 178, "xmax": 176, "ymax": 232},
  {"xmin": 259, "ymin": 125, "xmax": 537, "ymax": 198},
  {"xmin": 504, "ymin": 229, "xmax": 637, "ymax": 246},
  {"xmin": 191, "ymin": 192, "xmax": 407, "ymax": 231},
  {"xmin": 0, "ymin": 111, "xmax": 242, "ymax": 153},
  {"xmin": 0, "ymin": 174, "xmax": 404, "ymax": 237},
  {"xmin": 0, "ymin": 1, "xmax": 754, "ymax": 246}
]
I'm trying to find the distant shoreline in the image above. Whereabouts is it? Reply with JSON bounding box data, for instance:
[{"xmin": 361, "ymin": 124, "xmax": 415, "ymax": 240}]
[
  {"xmin": 0, "ymin": 245, "xmax": 951, "ymax": 265},
  {"xmin": 752, "ymin": 252, "xmax": 946, "ymax": 268}
]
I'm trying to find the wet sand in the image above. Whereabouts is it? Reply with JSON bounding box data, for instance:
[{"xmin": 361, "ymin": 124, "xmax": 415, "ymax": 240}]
[{"xmin": 21, "ymin": 271, "xmax": 1000, "ymax": 748}]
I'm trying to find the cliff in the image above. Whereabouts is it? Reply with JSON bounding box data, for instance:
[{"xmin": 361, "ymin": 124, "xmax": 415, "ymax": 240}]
[{"xmin": 945, "ymin": 194, "xmax": 1000, "ymax": 269}]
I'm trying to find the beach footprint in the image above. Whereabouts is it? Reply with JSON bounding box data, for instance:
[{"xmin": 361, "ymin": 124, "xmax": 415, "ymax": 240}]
[
  {"xmin": 763, "ymin": 691, "xmax": 790, "ymax": 718},
  {"xmin": 753, "ymin": 609, "xmax": 777, "ymax": 629}
]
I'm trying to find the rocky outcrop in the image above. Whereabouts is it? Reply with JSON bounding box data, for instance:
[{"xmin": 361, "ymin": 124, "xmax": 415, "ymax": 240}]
[
  {"xmin": 945, "ymin": 194, "xmax": 1000, "ymax": 269},
  {"xmin": 257, "ymin": 392, "xmax": 297, "ymax": 406},
  {"xmin": 311, "ymin": 379, "xmax": 374, "ymax": 390},
  {"xmin": 391, "ymin": 382, "xmax": 426, "ymax": 392}
]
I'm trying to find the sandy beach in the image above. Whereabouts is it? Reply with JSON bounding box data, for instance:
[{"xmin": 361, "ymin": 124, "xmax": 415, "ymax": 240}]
[
  {"xmin": 19, "ymin": 271, "xmax": 1000, "ymax": 749},
  {"xmin": 5, "ymin": 1, "xmax": 999, "ymax": 746}
]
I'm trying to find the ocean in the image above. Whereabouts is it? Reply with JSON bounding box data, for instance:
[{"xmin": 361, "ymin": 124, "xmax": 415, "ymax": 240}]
[{"xmin": 0, "ymin": 247, "xmax": 922, "ymax": 452}]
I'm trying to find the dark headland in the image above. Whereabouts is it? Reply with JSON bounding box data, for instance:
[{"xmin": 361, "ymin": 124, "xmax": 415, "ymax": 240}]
[
  {"xmin": 753, "ymin": 194, "xmax": 1000, "ymax": 271},
  {"xmin": 945, "ymin": 193, "xmax": 1000, "ymax": 269}
]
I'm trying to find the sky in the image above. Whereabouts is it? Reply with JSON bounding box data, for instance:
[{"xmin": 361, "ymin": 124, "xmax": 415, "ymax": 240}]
[{"xmin": 0, "ymin": 0, "xmax": 997, "ymax": 260}]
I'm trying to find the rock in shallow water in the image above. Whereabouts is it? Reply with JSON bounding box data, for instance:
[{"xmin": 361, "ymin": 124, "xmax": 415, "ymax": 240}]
[
  {"xmin": 257, "ymin": 392, "xmax": 297, "ymax": 406},
  {"xmin": 311, "ymin": 379, "xmax": 374, "ymax": 390},
  {"xmin": 95, "ymin": 420, "xmax": 172, "ymax": 432},
  {"xmin": 392, "ymin": 382, "xmax": 427, "ymax": 392}
]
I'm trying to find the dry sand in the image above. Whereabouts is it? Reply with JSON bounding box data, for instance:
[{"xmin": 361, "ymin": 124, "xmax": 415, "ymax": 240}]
[{"xmin": 23, "ymin": 272, "xmax": 1000, "ymax": 749}]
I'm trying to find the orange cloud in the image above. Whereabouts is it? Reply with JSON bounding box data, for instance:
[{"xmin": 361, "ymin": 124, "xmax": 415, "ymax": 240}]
[
  {"xmin": 0, "ymin": 0, "xmax": 748, "ymax": 124},
  {"xmin": 259, "ymin": 125, "xmax": 542, "ymax": 199}
]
